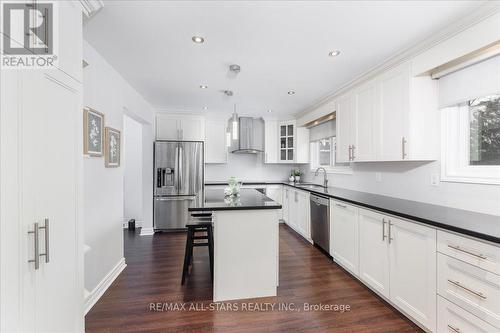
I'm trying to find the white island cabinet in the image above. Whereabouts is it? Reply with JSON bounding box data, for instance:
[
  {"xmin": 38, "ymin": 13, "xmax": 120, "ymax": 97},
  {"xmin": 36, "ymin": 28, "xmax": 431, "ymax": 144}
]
[{"xmin": 189, "ymin": 188, "xmax": 281, "ymax": 302}]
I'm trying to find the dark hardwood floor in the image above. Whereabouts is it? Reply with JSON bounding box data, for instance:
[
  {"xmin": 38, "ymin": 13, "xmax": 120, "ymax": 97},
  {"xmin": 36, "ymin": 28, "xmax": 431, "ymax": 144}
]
[{"xmin": 85, "ymin": 224, "xmax": 422, "ymax": 332}]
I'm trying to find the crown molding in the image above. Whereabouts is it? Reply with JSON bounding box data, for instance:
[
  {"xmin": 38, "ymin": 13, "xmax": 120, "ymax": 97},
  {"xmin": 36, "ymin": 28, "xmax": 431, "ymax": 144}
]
[
  {"xmin": 295, "ymin": 2, "xmax": 500, "ymax": 119},
  {"xmin": 79, "ymin": 0, "xmax": 104, "ymax": 18}
]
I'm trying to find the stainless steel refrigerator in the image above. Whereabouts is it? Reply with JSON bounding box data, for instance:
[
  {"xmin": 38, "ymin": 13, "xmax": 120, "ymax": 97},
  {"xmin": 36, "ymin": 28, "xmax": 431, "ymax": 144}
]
[{"xmin": 153, "ymin": 141, "xmax": 204, "ymax": 230}]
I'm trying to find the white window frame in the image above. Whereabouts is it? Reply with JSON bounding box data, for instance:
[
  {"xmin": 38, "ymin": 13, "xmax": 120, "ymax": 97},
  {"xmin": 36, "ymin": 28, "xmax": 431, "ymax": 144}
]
[
  {"xmin": 310, "ymin": 137, "xmax": 352, "ymax": 174},
  {"xmin": 441, "ymin": 104, "xmax": 500, "ymax": 185}
]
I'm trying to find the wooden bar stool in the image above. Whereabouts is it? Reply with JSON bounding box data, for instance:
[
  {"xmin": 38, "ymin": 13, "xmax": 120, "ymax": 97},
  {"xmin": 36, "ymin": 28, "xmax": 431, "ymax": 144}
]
[{"xmin": 181, "ymin": 214, "xmax": 214, "ymax": 285}]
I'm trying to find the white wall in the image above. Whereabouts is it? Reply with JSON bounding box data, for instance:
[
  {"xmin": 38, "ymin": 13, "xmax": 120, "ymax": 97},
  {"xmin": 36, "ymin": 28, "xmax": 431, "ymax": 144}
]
[
  {"xmin": 205, "ymin": 153, "xmax": 299, "ymax": 182},
  {"xmin": 123, "ymin": 115, "xmax": 143, "ymax": 223},
  {"xmin": 83, "ymin": 40, "xmax": 154, "ymax": 294},
  {"xmin": 301, "ymin": 159, "xmax": 500, "ymax": 216}
]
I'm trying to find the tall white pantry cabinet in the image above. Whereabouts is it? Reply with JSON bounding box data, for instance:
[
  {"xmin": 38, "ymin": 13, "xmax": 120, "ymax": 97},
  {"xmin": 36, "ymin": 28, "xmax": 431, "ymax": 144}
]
[{"xmin": 1, "ymin": 1, "xmax": 84, "ymax": 332}]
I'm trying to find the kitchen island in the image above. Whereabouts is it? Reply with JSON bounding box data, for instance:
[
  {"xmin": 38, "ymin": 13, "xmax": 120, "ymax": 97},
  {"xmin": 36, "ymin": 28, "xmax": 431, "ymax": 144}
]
[{"xmin": 189, "ymin": 188, "xmax": 282, "ymax": 302}]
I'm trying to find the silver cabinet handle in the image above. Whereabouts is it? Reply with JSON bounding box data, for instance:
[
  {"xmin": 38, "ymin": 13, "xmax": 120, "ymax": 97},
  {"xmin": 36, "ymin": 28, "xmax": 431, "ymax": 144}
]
[
  {"xmin": 348, "ymin": 145, "xmax": 352, "ymax": 161},
  {"xmin": 402, "ymin": 137, "xmax": 407, "ymax": 159},
  {"xmin": 181, "ymin": 129, "xmax": 184, "ymax": 140},
  {"xmin": 447, "ymin": 279, "xmax": 487, "ymax": 299},
  {"xmin": 40, "ymin": 218, "xmax": 49, "ymax": 263},
  {"xmin": 335, "ymin": 203, "xmax": 347, "ymax": 208},
  {"xmin": 382, "ymin": 218, "xmax": 387, "ymax": 241},
  {"xmin": 351, "ymin": 145, "xmax": 356, "ymax": 160},
  {"xmin": 294, "ymin": 192, "xmax": 298, "ymax": 202},
  {"xmin": 448, "ymin": 244, "xmax": 487, "ymax": 260},
  {"xmin": 447, "ymin": 324, "xmax": 461, "ymax": 333},
  {"xmin": 388, "ymin": 220, "xmax": 394, "ymax": 244},
  {"xmin": 28, "ymin": 222, "xmax": 40, "ymax": 270}
]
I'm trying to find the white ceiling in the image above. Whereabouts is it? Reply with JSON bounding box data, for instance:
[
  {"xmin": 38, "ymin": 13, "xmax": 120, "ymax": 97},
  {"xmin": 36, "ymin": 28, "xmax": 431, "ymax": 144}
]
[{"xmin": 83, "ymin": 0, "xmax": 485, "ymax": 117}]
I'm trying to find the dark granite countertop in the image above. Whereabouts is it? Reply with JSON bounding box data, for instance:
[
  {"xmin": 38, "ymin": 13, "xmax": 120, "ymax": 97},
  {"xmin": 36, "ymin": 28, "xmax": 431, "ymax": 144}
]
[
  {"xmin": 188, "ymin": 188, "xmax": 282, "ymax": 212},
  {"xmin": 205, "ymin": 181, "xmax": 500, "ymax": 244}
]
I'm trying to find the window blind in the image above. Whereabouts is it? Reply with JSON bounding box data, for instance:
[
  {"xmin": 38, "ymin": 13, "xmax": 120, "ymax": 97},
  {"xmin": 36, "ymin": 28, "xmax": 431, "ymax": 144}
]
[
  {"xmin": 438, "ymin": 55, "xmax": 500, "ymax": 108},
  {"xmin": 309, "ymin": 120, "xmax": 336, "ymax": 142}
]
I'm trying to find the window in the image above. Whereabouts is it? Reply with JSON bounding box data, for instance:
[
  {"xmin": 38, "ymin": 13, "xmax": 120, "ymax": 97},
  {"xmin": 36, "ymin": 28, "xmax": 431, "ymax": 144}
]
[
  {"xmin": 469, "ymin": 95, "xmax": 500, "ymax": 166},
  {"xmin": 310, "ymin": 137, "xmax": 351, "ymax": 174},
  {"xmin": 442, "ymin": 94, "xmax": 500, "ymax": 184}
]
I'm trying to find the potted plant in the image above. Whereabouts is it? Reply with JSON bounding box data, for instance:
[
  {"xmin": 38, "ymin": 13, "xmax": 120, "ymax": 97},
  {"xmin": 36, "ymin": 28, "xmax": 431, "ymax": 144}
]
[{"xmin": 292, "ymin": 169, "xmax": 302, "ymax": 183}]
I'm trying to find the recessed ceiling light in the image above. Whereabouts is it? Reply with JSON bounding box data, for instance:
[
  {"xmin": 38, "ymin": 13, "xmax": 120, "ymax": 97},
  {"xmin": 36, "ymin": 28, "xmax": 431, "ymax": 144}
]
[
  {"xmin": 329, "ymin": 50, "xmax": 341, "ymax": 57},
  {"xmin": 199, "ymin": 85, "xmax": 208, "ymax": 89},
  {"xmin": 192, "ymin": 36, "xmax": 205, "ymax": 44},
  {"xmin": 268, "ymin": 109, "xmax": 273, "ymax": 113},
  {"xmin": 203, "ymin": 106, "xmax": 208, "ymax": 110},
  {"xmin": 288, "ymin": 90, "xmax": 295, "ymax": 95}
]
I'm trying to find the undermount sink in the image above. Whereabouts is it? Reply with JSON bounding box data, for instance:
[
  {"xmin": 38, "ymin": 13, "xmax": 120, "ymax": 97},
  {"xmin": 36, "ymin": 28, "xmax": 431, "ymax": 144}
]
[{"xmin": 294, "ymin": 183, "xmax": 326, "ymax": 190}]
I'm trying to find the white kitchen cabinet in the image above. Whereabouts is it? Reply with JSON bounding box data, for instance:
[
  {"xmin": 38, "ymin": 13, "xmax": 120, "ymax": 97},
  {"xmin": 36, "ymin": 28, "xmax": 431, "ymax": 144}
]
[
  {"xmin": 266, "ymin": 185, "xmax": 283, "ymax": 221},
  {"xmin": 205, "ymin": 119, "xmax": 227, "ymax": 163},
  {"xmin": 278, "ymin": 120, "xmax": 309, "ymax": 164},
  {"xmin": 156, "ymin": 114, "xmax": 205, "ymax": 141},
  {"xmin": 358, "ymin": 208, "xmax": 390, "ymax": 298},
  {"xmin": 283, "ymin": 187, "xmax": 311, "ymax": 241},
  {"xmin": 389, "ymin": 217, "xmax": 437, "ymax": 331},
  {"xmin": 353, "ymin": 79, "xmax": 377, "ymax": 161},
  {"xmin": 282, "ymin": 187, "xmax": 290, "ymax": 224},
  {"xmin": 264, "ymin": 120, "xmax": 278, "ymax": 163},
  {"xmin": 336, "ymin": 93, "xmax": 354, "ymax": 163},
  {"xmin": 296, "ymin": 190, "xmax": 311, "ymax": 240},
  {"xmin": 57, "ymin": 1, "xmax": 83, "ymax": 82},
  {"xmin": 358, "ymin": 208, "xmax": 436, "ymax": 331},
  {"xmin": 335, "ymin": 61, "xmax": 438, "ymax": 162},
  {"xmin": 2, "ymin": 69, "xmax": 83, "ymax": 332},
  {"xmin": 377, "ymin": 64, "xmax": 409, "ymax": 161},
  {"xmin": 377, "ymin": 62, "xmax": 438, "ymax": 161},
  {"xmin": 330, "ymin": 201, "xmax": 359, "ymax": 276}
]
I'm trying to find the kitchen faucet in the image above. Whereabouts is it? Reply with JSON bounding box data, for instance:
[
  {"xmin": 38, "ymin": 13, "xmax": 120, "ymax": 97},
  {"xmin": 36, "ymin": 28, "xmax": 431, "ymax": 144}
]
[{"xmin": 314, "ymin": 167, "xmax": 328, "ymax": 188}]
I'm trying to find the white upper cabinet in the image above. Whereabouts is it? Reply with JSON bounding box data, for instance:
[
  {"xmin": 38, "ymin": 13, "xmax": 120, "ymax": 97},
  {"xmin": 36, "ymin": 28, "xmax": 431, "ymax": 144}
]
[
  {"xmin": 264, "ymin": 120, "xmax": 278, "ymax": 163},
  {"xmin": 278, "ymin": 120, "xmax": 309, "ymax": 164},
  {"xmin": 377, "ymin": 64, "xmax": 409, "ymax": 161},
  {"xmin": 156, "ymin": 114, "xmax": 205, "ymax": 141},
  {"xmin": 205, "ymin": 119, "xmax": 227, "ymax": 164},
  {"xmin": 335, "ymin": 61, "xmax": 438, "ymax": 162},
  {"xmin": 57, "ymin": 1, "xmax": 83, "ymax": 82},
  {"xmin": 336, "ymin": 94, "xmax": 354, "ymax": 163},
  {"xmin": 353, "ymin": 79, "xmax": 378, "ymax": 161}
]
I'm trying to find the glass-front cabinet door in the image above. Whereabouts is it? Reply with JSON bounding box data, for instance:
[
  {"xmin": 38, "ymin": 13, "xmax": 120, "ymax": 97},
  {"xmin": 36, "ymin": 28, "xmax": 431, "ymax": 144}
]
[{"xmin": 279, "ymin": 121, "xmax": 295, "ymax": 162}]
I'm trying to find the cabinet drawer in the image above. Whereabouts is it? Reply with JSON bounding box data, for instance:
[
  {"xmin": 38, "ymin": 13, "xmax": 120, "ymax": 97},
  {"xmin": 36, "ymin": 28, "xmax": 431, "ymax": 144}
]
[
  {"xmin": 438, "ymin": 296, "xmax": 499, "ymax": 333},
  {"xmin": 438, "ymin": 230, "xmax": 500, "ymax": 274},
  {"xmin": 437, "ymin": 253, "xmax": 500, "ymax": 328}
]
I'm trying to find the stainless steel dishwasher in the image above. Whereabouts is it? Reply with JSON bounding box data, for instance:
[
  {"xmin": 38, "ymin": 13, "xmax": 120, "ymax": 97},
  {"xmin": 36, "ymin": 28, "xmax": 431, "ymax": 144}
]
[{"xmin": 310, "ymin": 193, "xmax": 330, "ymax": 253}]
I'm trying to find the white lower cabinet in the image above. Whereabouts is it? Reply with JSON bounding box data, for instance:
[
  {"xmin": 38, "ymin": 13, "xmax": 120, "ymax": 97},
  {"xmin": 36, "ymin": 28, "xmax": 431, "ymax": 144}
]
[
  {"xmin": 266, "ymin": 185, "xmax": 283, "ymax": 221},
  {"xmin": 283, "ymin": 187, "xmax": 311, "ymax": 241},
  {"xmin": 330, "ymin": 201, "xmax": 359, "ymax": 276},
  {"xmin": 438, "ymin": 295, "xmax": 499, "ymax": 333},
  {"xmin": 358, "ymin": 209, "xmax": 391, "ymax": 298},
  {"xmin": 388, "ymin": 217, "xmax": 436, "ymax": 331},
  {"xmin": 356, "ymin": 208, "xmax": 436, "ymax": 331}
]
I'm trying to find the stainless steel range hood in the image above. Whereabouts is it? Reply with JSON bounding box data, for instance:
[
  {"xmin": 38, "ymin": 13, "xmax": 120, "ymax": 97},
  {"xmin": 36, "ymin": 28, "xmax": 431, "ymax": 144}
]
[{"xmin": 228, "ymin": 117, "xmax": 264, "ymax": 154}]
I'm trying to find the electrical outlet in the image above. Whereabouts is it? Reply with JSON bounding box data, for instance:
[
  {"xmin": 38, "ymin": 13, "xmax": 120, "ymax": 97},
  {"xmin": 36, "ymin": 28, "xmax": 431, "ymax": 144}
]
[
  {"xmin": 431, "ymin": 173, "xmax": 440, "ymax": 186},
  {"xmin": 375, "ymin": 172, "xmax": 382, "ymax": 182}
]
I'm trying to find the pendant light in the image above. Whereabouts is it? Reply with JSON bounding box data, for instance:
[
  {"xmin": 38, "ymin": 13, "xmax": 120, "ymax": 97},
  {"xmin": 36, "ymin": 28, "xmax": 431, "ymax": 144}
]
[
  {"xmin": 226, "ymin": 127, "xmax": 231, "ymax": 147},
  {"xmin": 231, "ymin": 104, "xmax": 238, "ymax": 140}
]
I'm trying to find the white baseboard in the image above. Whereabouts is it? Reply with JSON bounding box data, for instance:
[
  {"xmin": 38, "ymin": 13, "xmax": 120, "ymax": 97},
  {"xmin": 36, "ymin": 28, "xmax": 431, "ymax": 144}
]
[
  {"xmin": 140, "ymin": 227, "xmax": 154, "ymax": 236},
  {"xmin": 84, "ymin": 258, "xmax": 126, "ymax": 315}
]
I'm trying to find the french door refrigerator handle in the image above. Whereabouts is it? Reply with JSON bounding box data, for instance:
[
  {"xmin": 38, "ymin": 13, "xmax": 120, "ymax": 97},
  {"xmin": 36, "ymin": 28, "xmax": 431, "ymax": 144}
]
[
  {"xmin": 178, "ymin": 144, "xmax": 183, "ymax": 192},
  {"xmin": 28, "ymin": 222, "xmax": 40, "ymax": 269}
]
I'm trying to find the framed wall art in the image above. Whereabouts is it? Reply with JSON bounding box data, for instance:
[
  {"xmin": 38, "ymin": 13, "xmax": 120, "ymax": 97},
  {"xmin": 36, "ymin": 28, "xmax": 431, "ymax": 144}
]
[
  {"xmin": 83, "ymin": 107, "xmax": 104, "ymax": 156},
  {"xmin": 104, "ymin": 127, "xmax": 121, "ymax": 167}
]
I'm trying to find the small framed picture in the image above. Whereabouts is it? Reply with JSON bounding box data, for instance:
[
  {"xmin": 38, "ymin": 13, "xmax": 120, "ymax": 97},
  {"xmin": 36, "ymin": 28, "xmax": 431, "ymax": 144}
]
[
  {"xmin": 83, "ymin": 107, "xmax": 104, "ymax": 156},
  {"xmin": 104, "ymin": 127, "xmax": 121, "ymax": 168}
]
